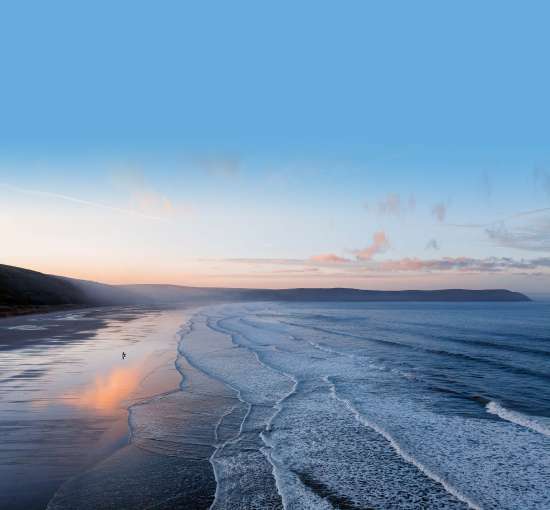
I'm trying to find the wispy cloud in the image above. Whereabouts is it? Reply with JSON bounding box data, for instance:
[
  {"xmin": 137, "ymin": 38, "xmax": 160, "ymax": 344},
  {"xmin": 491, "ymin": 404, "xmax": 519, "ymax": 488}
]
[
  {"xmin": 221, "ymin": 258, "xmax": 305, "ymax": 266},
  {"xmin": 111, "ymin": 169, "xmax": 191, "ymax": 218},
  {"xmin": 271, "ymin": 267, "xmax": 320, "ymax": 274},
  {"xmin": 221, "ymin": 256, "xmax": 353, "ymax": 268},
  {"xmin": 219, "ymin": 253, "xmax": 550, "ymax": 276},
  {"xmin": 368, "ymin": 193, "xmax": 416, "ymax": 216},
  {"xmin": 486, "ymin": 219, "xmax": 550, "ymax": 252},
  {"xmin": 481, "ymin": 171, "xmax": 493, "ymax": 199},
  {"xmin": 447, "ymin": 207, "xmax": 550, "ymax": 229},
  {"xmin": 378, "ymin": 256, "xmax": 550, "ymax": 273},
  {"xmin": 0, "ymin": 182, "xmax": 167, "ymax": 221},
  {"xmin": 378, "ymin": 193, "xmax": 401, "ymax": 215},
  {"xmin": 309, "ymin": 253, "xmax": 352, "ymax": 264},
  {"xmin": 431, "ymin": 202, "xmax": 447, "ymax": 222},
  {"xmin": 426, "ymin": 238, "xmax": 439, "ymax": 250},
  {"xmin": 534, "ymin": 167, "xmax": 550, "ymax": 196},
  {"xmin": 446, "ymin": 205, "xmax": 550, "ymax": 253},
  {"xmin": 192, "ymin": 153, "xmax": 241, "ymax": 178},
  {"xmin": 355, "ymin": 231, "xmax": 390, "ymax": 261}
]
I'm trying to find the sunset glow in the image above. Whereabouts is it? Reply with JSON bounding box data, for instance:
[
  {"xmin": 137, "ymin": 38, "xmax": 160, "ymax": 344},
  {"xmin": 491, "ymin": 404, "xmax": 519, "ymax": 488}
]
[{"xmin": 1, "ymin": 2, "xmax": 549, "ymax": 295}]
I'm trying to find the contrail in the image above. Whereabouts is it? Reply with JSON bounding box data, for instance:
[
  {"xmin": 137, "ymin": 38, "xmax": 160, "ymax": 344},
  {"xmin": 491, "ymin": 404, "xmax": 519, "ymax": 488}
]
[
  {"xmin": 447, "ymin": 207, "xmax": 550, "ymax": 229},
  {"xmin": 508, "ymin": 207, "xmax": 550, "ymax": 220},
  {"xmin": 0, "ymin": 182, "xmax": 167, "ymax": 221}
]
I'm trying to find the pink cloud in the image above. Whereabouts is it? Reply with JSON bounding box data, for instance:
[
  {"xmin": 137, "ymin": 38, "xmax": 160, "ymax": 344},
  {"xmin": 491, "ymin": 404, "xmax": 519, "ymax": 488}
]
[
  {"xmin": 309, "ymin": 253, "xmax": 351, "ymax": 264},
  {"xmin": 377, "ymin": 256, "xmax": 549, "ymax": 273},
  {"xmin": 378, "ymin": 193, "xmax": 401, "ymax": 215},
  {"xmin": 380, "ymin": 256, "xmax": 484, "ymax": 272},
  {"xmin": 355, "ymin": 231, "xmax": 390, "ymax": 260},
  {"xmin": 219, "ymin": 254, "xmax": 550, "ymax": 277}
]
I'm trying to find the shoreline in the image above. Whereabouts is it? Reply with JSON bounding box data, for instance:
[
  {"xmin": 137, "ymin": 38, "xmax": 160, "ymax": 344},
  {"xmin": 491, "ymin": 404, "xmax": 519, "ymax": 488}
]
[
  {"xmin": 47, "ymin": 316, "xmax": 238, "ymax": 510},
  {"xmin": 0, "ymin": 304, "xmax": 88, "ymax": 319}
]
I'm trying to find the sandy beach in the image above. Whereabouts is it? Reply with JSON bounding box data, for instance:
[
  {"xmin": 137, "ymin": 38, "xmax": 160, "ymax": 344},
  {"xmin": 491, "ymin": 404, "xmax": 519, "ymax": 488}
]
[{"xmin": 0, "ymin": 306, "xmax": 191, "ymax": 510}]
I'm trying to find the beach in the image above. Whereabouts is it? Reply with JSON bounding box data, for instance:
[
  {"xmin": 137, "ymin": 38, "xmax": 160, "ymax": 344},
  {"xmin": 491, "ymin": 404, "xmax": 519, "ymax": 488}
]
[{"xmin": 0, "ymin": 306, "xmax": 189, "ymax": 509}]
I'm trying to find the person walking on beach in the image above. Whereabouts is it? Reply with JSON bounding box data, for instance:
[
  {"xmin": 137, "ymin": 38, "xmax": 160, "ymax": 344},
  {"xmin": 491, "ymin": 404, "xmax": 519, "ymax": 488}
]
[{"xmin": 122, "ymin": 351, "xmax": 127, "ymax": 360}]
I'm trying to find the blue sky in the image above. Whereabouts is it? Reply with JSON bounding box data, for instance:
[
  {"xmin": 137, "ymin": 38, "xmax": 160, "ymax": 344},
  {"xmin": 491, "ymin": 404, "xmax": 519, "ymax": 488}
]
[{"xmin": 1, "ymin": 1, "xmax": 549, "ymax": 293}]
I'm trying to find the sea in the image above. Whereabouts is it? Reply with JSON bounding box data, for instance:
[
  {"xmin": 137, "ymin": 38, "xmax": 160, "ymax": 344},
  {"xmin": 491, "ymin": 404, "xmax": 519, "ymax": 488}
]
[
  {"xmin": 4, "ymin": 301, "xmax": 550, "ymax": 509},
  {"xmin": 172, "ymin": 301, "xmax": 550, "ymax": 510}
]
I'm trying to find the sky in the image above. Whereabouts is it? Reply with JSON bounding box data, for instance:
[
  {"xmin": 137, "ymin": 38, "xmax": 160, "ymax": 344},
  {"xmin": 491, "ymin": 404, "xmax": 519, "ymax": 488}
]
[{"xmin": 1, "ymin": 1, "xmax": 550, "ymax": 294}]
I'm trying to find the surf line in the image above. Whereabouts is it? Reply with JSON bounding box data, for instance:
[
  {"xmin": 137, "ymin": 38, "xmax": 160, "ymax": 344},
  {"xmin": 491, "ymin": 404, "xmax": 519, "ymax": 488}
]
[
  {"xmin": 176, "ymin": 314, "xmax": 238, "ymax": 510},
  {"xmin": 486, "ymin": 401, "xmax": 550, "ymax": 438},
  {"xmin": 325, "ymin": 375, "xmax": 482, "ymax": 510},
  {"xmin": 206, "ymin": 312, "xmax": 299, "ymax": 509},
  {"xmin": 177, "ymin": 313, "xmax": 274, "ymax": 510}
]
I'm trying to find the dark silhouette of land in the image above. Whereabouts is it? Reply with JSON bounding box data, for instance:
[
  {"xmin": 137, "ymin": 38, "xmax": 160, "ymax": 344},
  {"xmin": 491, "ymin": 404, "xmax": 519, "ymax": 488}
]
[
  {"xmin": 0, "ymin": 263, "xmax": 531, "ymax": 317},
  {"xmin": 0, "ymin": 264, "xmax": 141, "ymax": 316}
]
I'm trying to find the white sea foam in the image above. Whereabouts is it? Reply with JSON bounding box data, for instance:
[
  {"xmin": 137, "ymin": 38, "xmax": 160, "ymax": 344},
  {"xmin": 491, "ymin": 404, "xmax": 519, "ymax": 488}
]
[
  {"xmin": 486, "ymin": 401, "xmax": 550, "ymax": 437},
  {"xmin": 265, "ymin": 379, "xmax": 469, "ymax": 509},
  {"xmin": 212, "ymin": 308, "xmax": 470, "ymax": 508},
  {"xmin": 158, "ymin": 302, "xmax": 550, "ymax": 510},
  {"xmin": 178, "ymin": 308, "xmax": 292, "ymax": 509},
  {"xmin": 328, "ymin": 380, "xmax": 481, "ymax": 510}
]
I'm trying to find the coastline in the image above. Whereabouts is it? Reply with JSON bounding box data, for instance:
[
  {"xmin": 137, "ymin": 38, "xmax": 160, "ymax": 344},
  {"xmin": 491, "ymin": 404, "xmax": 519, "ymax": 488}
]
[
  {"xmin": 47, "ymin": 317, "xmax": 239, "ymax": 510},
  {"xmin": 0, "ymin": 304, "xmax": 87, "ymax": 319}
]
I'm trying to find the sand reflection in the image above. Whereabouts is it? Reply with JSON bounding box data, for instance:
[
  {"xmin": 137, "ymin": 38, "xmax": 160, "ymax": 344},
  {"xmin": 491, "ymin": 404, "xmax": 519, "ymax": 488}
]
[{"xmin": 65, "ymin": 363, "xmax": 143, "ymax": 411}]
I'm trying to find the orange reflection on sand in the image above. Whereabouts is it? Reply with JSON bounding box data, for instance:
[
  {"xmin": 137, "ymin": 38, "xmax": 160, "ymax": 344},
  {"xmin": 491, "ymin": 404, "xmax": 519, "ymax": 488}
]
[{"xmin": 65, "ymin": 363, "xmax": 143, "ymax": 411}]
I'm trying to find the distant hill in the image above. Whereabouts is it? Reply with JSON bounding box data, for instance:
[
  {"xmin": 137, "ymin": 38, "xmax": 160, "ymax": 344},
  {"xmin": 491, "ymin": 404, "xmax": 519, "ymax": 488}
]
[
  {"xmin": 0, "ymin": 264, "xmax": 531, "ymax": 316},
  {"xmin": 0, "ymin": 264, "xmax": 140, "ymax": 316},
  {"xmin": 0, "ymin": 264, "xmax": 87, "ymax": 306},
  {"xmin": 121, "ymin": 284, "xmax": 531, "ymax": 303}
]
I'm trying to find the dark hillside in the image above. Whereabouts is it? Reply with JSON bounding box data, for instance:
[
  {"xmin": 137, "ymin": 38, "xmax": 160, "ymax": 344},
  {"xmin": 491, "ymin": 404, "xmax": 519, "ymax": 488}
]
[{"xmin": 0, "ymin": 264, "xmax": 86, "ymax": 306}]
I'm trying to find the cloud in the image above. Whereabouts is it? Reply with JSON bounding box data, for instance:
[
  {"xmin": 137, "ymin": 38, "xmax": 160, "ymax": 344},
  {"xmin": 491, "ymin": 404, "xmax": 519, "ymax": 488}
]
[
  {"xmin": 224, "ymin": 255, "xmax": 353, "ymax": 267},
  {"xmin": 534, "ymin": 167, "xmax": 550, "ymax": 196},
  {"xmin": 481, "ymin": 171, "xmax": 492, "ymax": 199},
  {"xmin": 309, "ymin": 253, "xmax": 352, "ymax": 264},
  {"xmin": 271, "ymin": 267, "xmax": 320, "ymax": 274},
  {"xmin": 378, "ymin": 193, "xmax": 401, "ymax": 215},
  {"xmin": 133, "ymin": 188, "xmax": 175, "ymax": 216},
  {"xmin": 486, "ymin": 218, "xmax": 550, "ymax": 252},
  {"xmin": 111, "ymin": 169, "xmax": 190, "ymax": 218},
  {"xmin": 191, "ymin": 153, "xmax": 241, "ymax": 178},
  {"xmin": 511, "ymin": 207, "xmax": 550, "ymax": 220},
  {"xmin": 375, "ymin": 193, "xmax": 416, "ymax": 216},
  {"xmin": 426, "ymin": 239, "xmax": 439, "ymax": 250},
  {"xmin": 377, "ymin": 256, "xmax": 550, "ymax": 273},
  {"xmin": 221, "ymin": 258, "xmax": 305, "ymax": 265},
  {"xmin": 0, "ymin": 182, "xmax": 167, "ymax": 221},
  {"xmin": 431, "ymin": 202, "xmax": 447, "ymax": 222},
  {"xmin": 217, "ymin": 254, "xmax": 550, "ymax": 282},
  {"xmin": 355, "ymin": 231, "xmax": 390, "ymax": 260},
  {"xmin": 448, "ymin": 207, "xmax": 550, "ymax": 229}
]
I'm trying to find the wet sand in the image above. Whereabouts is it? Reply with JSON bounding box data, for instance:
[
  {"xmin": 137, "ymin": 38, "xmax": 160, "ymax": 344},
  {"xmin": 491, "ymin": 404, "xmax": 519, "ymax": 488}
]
[
  {"xmin": 46, "ymin": 355, "xmax": 243, "ymax": 510},
  {"xmin": 0, "ymin": 306, "xmax": 190, "ymax": 510}
]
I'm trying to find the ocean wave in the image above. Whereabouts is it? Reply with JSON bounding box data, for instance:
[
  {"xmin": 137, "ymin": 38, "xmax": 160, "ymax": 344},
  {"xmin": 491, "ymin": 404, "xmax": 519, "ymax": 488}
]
[
  {"xmin": 150, "ymin": 303, "xmax": 550, "ymax": 509},
  {"xmin": 328, "ymin": 379, "xmax": 481, "ymax": 510},
  {"xmin": 486, "ymin": 401, "xmax": 550, "ymax": 437}
]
